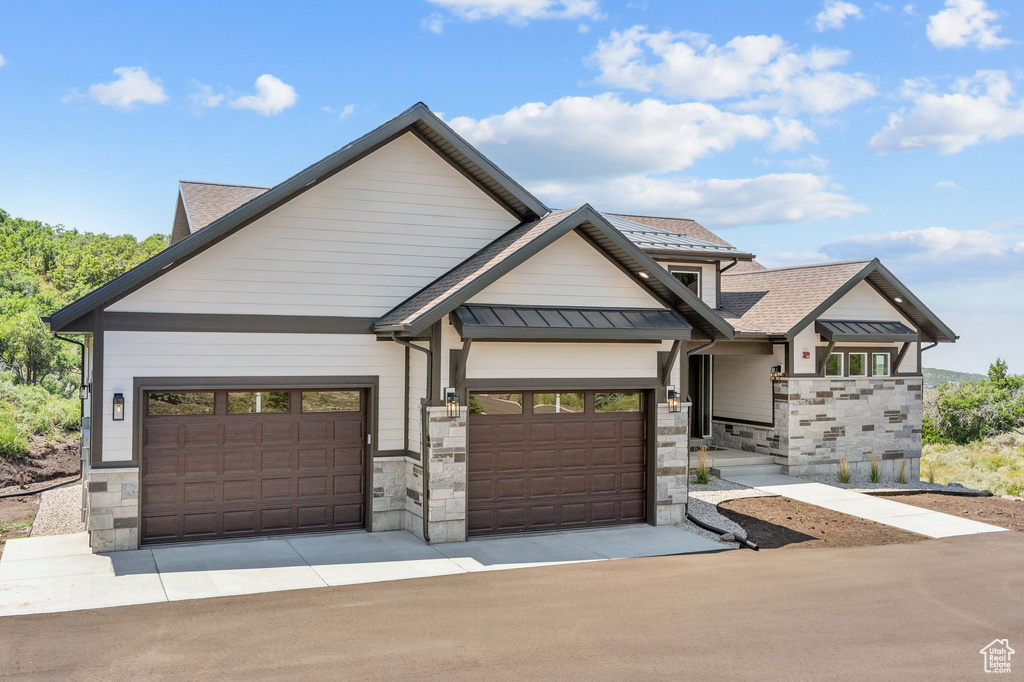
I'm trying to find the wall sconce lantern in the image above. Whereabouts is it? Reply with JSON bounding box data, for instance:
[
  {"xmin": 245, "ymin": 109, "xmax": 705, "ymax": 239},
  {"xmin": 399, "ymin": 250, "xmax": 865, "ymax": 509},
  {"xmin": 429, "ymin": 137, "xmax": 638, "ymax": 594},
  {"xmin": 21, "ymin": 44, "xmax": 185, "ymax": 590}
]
[
  {"xmin": 79, "ymin": 383, "xmax": 91, "ymax": 401},
  {"xmin": 112, "ymin": 393, "xmax": 125, "ymax": 421},
  {"xmin": 444, "ymin": 387, "xmax": 460, "ymax": 419},
  {"xmin": 666, "ymin": 385, "xmax": 681, "ymax": 413},
  {"xmin": 770, "ymin": 365, "xmax": 784, "ymax": 382}
]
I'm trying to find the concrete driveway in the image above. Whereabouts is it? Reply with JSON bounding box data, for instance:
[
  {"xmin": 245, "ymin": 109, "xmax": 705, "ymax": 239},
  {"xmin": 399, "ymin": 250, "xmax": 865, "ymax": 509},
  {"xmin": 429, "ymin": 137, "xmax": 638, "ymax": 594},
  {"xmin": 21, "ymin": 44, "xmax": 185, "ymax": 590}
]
[
  {"xmin": 0, "ymin": 525, "xmax": 724, "ymax": 616},
  {"xmin": 0, "ymin": 531, "xmax": 1020, "ymax": 680}
]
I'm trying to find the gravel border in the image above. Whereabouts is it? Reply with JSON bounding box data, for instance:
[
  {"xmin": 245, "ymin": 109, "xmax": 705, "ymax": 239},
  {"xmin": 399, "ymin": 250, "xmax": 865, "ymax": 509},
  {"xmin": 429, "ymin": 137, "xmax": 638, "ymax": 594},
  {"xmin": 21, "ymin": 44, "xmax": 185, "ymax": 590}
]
[
  {"xmin": 796, "ymin": 474, "xmax": 987, "ymax": 495},
  {"xmin": 31, "ymin": 485, "xmax": 85, "ymax": 537},
  {"xmin": 683, "ymin": 477, "xmax": 775, "ymax": 546}
]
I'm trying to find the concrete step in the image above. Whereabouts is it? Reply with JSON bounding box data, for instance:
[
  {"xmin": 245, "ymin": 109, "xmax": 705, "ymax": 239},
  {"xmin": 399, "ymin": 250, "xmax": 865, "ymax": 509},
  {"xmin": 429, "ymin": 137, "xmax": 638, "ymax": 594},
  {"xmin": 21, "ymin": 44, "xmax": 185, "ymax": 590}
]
[
  {"xmin": 711, "ymin": 463, "xmax": 784, "ymax": 477},
  {"xmin": 691, "ymin": 454, "xmax": 776, "ymax": 468}
]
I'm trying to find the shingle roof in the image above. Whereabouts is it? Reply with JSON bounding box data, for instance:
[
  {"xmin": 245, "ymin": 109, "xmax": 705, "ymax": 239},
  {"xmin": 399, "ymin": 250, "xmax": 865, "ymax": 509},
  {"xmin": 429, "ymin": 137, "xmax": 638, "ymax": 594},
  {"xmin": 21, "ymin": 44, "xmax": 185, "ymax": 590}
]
[
  {"xmin": 601, "ymin": 214, "xmax": 753, "ymax": 258},
  {"xmin": 607, "ymin": 213, "xmax": 735, "ymax": 248},
  {"xmin": 719, "ymin": 260, "xmax": 873, "ymax": 336},
  {"xmin": 179, "ymin": 181, "xmax": 269, "ymax": 232}
]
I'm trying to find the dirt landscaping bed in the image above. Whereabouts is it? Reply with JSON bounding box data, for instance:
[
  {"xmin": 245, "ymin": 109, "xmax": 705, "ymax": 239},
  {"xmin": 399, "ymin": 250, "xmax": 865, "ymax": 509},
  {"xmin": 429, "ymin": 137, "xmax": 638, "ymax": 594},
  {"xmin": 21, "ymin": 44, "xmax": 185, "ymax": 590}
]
[
  {"xmin": 717, "ymin": 496, "xmax": 927, "ymax": 550},
  {"xmin": 0, "ymin": 436, "xmax": 80, "ymax": 494},
  {"xmin": 0, "ymin": 495, "xmax": 39, "ymax": 560},
  {"xmin": 873, "ymin": 492, "xmax": 1024, "ymax": 533}
]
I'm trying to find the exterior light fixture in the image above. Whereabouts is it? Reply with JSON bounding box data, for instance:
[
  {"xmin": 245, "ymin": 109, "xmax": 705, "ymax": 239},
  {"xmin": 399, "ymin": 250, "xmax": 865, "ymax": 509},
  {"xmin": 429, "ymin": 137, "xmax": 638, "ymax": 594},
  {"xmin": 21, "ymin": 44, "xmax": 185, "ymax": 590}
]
[
  {"xmin": 893, "ymin": 296, "xmax": 903, "ymax": 303},
  {"xmin": 666, "ymin": 385, "xmax": 681, "ymax": 413},
  {"xmin": 444, "ymin": 387, "xmax": 460, "ymax": 419},
  {"xmin": 770, "ymin": 365, "xmax": 784, "ymax": 382},
  {"xmin": 112, "ymin": 393, "xmax": 125, "ymax": 421},
  {"xmin": 637, "ymin": 271, "xmax": 650, "ymax": 279},
  {"xmin": 79, "ymin": 384, "xmax": 91, "ymax": 401}
]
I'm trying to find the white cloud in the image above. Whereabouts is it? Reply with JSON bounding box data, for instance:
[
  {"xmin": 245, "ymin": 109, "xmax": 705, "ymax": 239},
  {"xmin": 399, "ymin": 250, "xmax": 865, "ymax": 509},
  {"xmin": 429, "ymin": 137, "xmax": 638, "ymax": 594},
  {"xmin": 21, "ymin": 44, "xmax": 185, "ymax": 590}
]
[
  {"xmin": 869, "ymin": 70, "xmax": 1024, "ymax": 154},
  {"xmin": 535, "ymin": 173, "xmax": 868, "ymax": 227},
  {"xmin": 228, "ymin": 74, "xmax": 298, "ymax": 116},
  {"xmin": 87, "ymin": 66, "xmax": 168, "ymax": 109},
  {"xmin": 927, "ymin": 0, "xmax": 1010, "ymax": 50},
  {"xmin": 186, "ymin": 81, "xmax": 225, "ymax": 110},
  {"xmin": 589, "ymin": 27, "xmax": 876, "ymax": 115},
  {"xmin": 814, "ymin": 1, "xmax": 863, "ymax": 32},
  {"xmin": 934, "ymin": 180, "xmax": 962, "ymax": 190},
  {"xmin": 902, "ymin": 4, "xmax": 914, "ymax": 14},
  {"xmin": 336, "ymin": 104, "xmax": 356, "ymax": 121},
  {"xmin": 447, "ymin": 94, "xmax": 815, "ymax": 181},
  {"xmin": 427, "ymin": 0, "xmax": 603, "ymax": 25},
  {"xmin": 0, "ymin": 53, "xmax": 6, "ymax": 68},
  {"xmin": 422, "ymin": 13, "xmax": 445, "ymax": 33}
]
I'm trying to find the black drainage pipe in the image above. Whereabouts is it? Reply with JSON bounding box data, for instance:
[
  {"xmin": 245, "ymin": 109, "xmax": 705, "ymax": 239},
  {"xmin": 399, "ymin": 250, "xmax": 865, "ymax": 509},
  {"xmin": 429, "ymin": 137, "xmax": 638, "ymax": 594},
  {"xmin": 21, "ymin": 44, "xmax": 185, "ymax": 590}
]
[
  {"xmin": 0, "ymin": 474, "xmax": 81, "ymax": 499},
  {"xmin": 687, "ymin": 511, "xmax": 759, "ymax": 551}
]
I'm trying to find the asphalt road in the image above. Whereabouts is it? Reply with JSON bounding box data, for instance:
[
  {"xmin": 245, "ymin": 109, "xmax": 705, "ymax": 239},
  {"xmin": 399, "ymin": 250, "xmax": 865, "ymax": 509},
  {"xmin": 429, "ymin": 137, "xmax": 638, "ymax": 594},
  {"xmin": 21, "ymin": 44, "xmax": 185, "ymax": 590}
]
[{"xmin": 2, "ymin": 532, "xmax": 1021, "ymax": 681}]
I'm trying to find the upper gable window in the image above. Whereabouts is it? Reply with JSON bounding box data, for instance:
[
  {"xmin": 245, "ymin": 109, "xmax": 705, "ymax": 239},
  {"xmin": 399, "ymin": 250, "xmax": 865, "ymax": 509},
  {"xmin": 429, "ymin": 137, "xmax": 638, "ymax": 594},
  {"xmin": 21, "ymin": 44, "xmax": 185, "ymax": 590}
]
[{"xmin": 669, "ymin": 266, "xmax": 701, "ymax": 297}]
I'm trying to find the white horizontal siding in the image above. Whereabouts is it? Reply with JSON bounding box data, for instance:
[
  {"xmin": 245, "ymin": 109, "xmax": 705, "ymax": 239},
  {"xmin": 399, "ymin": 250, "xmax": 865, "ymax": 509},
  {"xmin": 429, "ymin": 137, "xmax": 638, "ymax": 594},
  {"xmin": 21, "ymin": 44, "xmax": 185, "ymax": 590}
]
[
  {"xmin": 712, "ymin": 349, "xmax": 781, "ymax": 424},
  {"xmin": 468, "ymin": 231, "xmax": 664, "ymax": 309},
  {"xmin": 466, "ymin": 341, "xmax": 670, "ymax": 380},
  {"xmin": 109, "ymin": 133, "xmax": 519, "ymax": 317},
  {"xmin": 820, "ymin": 281, "xmax": 913, "ymax": 326},
  {"xmin": 657, "ymin": 261, "xmax": 717, "ymax": 308},
  {"xmin": 100, "ymin": 332, "xmax": 405, "ymax": 462}
]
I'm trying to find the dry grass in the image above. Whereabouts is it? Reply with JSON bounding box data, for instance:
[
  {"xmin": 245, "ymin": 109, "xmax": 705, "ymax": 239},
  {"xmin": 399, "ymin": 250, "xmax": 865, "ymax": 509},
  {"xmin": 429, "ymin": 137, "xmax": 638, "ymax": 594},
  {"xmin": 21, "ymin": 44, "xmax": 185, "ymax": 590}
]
[
  {"xmin": 922, "ymin": 433, "xmax": 1024, "ymax": 496},
  {"xmin": 897, "ymin": 459, "xmax": 907, "ymax": 485},
  {"xmin": 838, "ymin": 458, "xmax": 850, "ymax": 484},
  {"xmin": 869, "ymin": 453, "xmax": 881, "ymax": 483},
  {"xmin": 692, "ymin": 446, "xmax": 713, "ymax": 485}
]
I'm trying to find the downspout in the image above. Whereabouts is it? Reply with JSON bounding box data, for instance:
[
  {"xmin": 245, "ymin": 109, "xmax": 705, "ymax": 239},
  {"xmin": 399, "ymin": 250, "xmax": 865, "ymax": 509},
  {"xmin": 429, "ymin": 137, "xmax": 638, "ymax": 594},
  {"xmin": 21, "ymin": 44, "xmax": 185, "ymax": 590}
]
[
  {"xmin": 719, "ymin": 258, "xmax": 738, "ymax": 274},
  {"xmin": 389, "ymin": 333, "xmax": 432, "ymax": 543},
  {"xmin": 53, "ymin": 333, "xmax": 87, "ymax": 486}
]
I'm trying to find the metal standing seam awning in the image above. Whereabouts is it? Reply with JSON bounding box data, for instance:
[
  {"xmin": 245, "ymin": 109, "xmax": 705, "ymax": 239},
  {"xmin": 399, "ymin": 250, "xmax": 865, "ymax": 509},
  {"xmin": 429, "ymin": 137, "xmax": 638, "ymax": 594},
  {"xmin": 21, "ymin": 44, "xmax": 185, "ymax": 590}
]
[
  {"xmin": 815, "ymin": 320, "xmax": 919, "ymax": 343},
  {"xmin": 451, "ymin": 304, "xmax": 692, "ymax": 340}
]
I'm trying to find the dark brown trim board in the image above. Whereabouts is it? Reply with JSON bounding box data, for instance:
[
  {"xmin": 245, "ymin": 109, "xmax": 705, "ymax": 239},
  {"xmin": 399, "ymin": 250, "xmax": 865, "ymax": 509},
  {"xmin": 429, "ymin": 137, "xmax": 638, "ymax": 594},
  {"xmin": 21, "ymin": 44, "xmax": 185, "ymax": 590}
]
[
  {"xmin": 105, "ymin": 312, "xmax": 376, "ymax": 334},
  {"xmin": 428, "ymin": 321, "xmax": 443, "ymax": 406},
  {"xmin": 91, "ymin": 310, "xmax": 104, "ymax": 467}
]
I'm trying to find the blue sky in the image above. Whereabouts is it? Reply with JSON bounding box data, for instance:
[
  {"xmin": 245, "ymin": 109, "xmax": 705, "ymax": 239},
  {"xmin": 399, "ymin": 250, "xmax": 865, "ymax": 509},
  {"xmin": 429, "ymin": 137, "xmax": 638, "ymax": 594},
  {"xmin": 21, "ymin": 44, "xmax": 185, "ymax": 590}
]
[{"xmin": 1, "ymin": 0, "xmax": 1022, "ymax": 373}]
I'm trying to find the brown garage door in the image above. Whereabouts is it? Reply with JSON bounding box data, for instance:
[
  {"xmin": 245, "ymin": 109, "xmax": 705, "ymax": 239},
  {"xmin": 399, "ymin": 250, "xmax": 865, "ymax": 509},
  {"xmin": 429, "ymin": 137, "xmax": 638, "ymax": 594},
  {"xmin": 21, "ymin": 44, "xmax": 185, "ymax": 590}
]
[
  {"xmin": 141, "ymin": 387, "xmax": 366, "ymax": 544},
  {"xmin": 467, "ymin": 390, "xmax": 647, "ymax": 536}
]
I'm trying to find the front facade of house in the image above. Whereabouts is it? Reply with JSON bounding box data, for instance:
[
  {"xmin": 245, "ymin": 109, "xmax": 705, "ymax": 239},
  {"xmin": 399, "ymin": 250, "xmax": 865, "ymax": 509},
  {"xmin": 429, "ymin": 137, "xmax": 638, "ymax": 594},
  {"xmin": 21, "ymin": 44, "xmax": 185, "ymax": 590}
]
[{"xmin": 47, "ymin": 104, "xmax": 955, "ymax": 552}]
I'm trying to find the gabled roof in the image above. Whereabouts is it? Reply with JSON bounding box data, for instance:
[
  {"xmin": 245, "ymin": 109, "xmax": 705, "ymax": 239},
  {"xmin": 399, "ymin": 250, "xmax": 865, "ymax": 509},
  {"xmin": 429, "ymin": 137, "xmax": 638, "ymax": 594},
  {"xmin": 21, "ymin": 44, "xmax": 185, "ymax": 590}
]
[
  {"xmin": 720, "ymin": 259, "xmax": 956, "ymax": 343},
  {"xmin": 602, "ymin": 214, "xmax": 755, "ymax": 260},
  {"xmin": 451, "ymin": 304, "xmax": 692, "ymax": 341},
  {"xmin": 374, "ymin": 204, "xmax": 735, "ymax": 340},
  {"xmin": 607, "ymin": 213, "xmax": 735, "ymax": 248},
  {"xmin": 174, "ymin": 181, "xmax": 269, "ymax": 241},
  {"xmin": 48, "ymin": 102, "xmax": 549, "ymax": 332}
]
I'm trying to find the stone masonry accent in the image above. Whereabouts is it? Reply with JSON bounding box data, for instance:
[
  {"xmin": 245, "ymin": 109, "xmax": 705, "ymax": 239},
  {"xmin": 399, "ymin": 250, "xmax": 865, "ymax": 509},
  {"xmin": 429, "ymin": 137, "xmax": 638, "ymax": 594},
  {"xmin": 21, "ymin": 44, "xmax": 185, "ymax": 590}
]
[
  {"xmin": 370, "ymin": 455, "xmax": 425, "ymax": 538},
  {"xmin": 655, "ymin": 403, "xmax": 689, "ymax": 525},
  {"xmin": 425, "ymin": 405, "xmax": 467, "ymax": 543},
  {"xmin": 84, "ymin": 467, "xmax": 139, "ymax": 552},
  {"xmin": 712, "ymin": 391, "xmax": 789, "ymax": 457}
]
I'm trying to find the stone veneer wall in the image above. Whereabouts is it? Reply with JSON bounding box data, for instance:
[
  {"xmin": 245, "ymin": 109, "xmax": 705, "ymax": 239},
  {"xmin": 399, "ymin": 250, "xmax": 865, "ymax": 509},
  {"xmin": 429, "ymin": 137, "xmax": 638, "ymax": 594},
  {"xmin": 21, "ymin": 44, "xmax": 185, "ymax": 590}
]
[
  {"xmin": 425, "ymin": 405, "xmax": 467, "ymax": 543},
  {"xmin": 84, "ymin": 467, "xmax": 139, "ymax": 552},
  {"xmin": 711, "ymin": 392, "xmax": 789, "ymax": 457},
  {"xmin": 371, "ymin": 456, "xmax": 425, "ymax": 537},
  {"xmin": 654, "ymin": 403, "xmax": 689, "ymax": 525},
  {"xmin": 781, "ymin": 377, "xmax": 922, "ymax": 478}
]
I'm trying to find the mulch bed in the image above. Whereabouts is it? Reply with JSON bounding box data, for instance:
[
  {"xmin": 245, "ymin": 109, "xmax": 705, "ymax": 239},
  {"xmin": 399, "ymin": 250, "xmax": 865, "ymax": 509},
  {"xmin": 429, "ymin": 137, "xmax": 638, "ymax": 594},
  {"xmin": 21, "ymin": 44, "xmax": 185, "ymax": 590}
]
[
  {"xmin": 873, "ymin": 492, "xmax": 1024, "ymax": 533},
  {"xmin": 0, "ymin": 436, "xmax": 80, "ymax": 493},
  {"xmin": 718, "ymin": 496, "xmax": 927, "ymax": 550}
]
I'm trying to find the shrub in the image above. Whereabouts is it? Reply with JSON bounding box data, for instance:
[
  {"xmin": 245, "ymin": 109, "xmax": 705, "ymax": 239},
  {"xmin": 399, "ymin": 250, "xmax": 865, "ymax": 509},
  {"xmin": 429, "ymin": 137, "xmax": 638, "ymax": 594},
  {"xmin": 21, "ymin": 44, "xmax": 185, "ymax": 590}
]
[
  {"xmin": 0, "ymin": 379, "xmax": 79, "ymax": 438},
  {"xmin": 692, "ymin": 446, "xmax": 713, "ymax": 485},
  {"xmin": 932, "ymin": 379, "xmax": 1024, "ymax": 445},
  {"xmin": 838, "ymin": 458, "xmax": 850, "ymax": 484},
  {"xmin": 869, "ymin": 454, "xmax": 881, "ymax": 483},
  {"xmin": 0, "ymin": 408, "xmax": 28, "ymax": 458}
]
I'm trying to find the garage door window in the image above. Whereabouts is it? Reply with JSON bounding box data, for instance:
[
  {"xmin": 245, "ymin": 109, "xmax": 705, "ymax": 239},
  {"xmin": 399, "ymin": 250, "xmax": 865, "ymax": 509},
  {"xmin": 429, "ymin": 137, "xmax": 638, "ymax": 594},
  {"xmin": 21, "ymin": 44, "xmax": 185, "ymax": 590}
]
[
  {"xmin": 469, "ymin": 393, "xmax": 523, "ymax": 415},
  {"xmin": 302, "ymin": 390, "xmax": 360, "ymax": 412},
  {"xmin": 146, "ymin": 391, "xmax": 215, "ymax": 416},
  {"xmin": 595, "ymin": 392, "xmax": 642, "ymax": 412},
  {"xmin": 533, "ymin": 392, "xmax": 584, "ymax": 414},
  {"xmin": 227, "ymin": 391, "xmax": 290, "ymax": 414}
]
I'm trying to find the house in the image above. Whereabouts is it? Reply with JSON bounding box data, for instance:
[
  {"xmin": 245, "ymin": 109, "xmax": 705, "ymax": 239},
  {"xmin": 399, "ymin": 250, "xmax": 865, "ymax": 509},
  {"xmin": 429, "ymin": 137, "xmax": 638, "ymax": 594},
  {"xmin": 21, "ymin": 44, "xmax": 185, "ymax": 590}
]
[{"xmin": 45, "ymin": 103, "xmax": 956, "ymax": 552}]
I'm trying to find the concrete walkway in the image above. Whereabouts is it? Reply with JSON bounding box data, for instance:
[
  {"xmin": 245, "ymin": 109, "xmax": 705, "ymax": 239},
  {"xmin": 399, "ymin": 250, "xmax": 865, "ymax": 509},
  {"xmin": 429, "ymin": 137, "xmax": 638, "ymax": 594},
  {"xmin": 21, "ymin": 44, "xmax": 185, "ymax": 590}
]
[
  {"xmin": 721, "ymin": 473, "xmax": 1009, "ymax": 538},
  {"xmin": 0, "ymin": 525, "xmax": 724, "ymax": 617}
]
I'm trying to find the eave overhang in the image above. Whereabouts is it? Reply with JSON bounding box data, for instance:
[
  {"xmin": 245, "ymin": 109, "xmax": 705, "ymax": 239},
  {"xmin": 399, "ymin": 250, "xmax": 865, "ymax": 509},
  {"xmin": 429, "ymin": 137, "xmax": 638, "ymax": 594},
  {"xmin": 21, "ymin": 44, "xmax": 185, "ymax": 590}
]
[
  {"xmin": 815, "ymin": 320, "xmax": 919, "ymax": 343},
  {"xmin": 450, "ymin": 304, "xmax": 692, "ymax": 341}
]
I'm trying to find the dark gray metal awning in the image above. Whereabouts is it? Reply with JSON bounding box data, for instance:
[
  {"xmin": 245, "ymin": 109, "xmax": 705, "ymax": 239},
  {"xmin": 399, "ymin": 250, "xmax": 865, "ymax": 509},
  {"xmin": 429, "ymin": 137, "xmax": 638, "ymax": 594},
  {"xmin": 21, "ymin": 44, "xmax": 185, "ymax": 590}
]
[
  {"xmin": 451, "ymin": 304, "xmax": 692, "ymax": 340},
  {"xmin": 815, "ymin": 319, "xmax": 918, "ymax": 343}
]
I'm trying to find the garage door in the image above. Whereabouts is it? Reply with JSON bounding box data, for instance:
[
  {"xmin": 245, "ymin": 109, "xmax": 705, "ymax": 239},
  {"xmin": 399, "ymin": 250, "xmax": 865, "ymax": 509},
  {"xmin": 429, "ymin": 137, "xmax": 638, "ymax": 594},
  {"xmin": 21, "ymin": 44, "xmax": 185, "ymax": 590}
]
[
  {"xmin": 467, "ymin": 390, "xmax": 647, "ymax": 536},
  {"xmin": 140, "ymin": 388, "xmax": 366, "ymax": 544}
]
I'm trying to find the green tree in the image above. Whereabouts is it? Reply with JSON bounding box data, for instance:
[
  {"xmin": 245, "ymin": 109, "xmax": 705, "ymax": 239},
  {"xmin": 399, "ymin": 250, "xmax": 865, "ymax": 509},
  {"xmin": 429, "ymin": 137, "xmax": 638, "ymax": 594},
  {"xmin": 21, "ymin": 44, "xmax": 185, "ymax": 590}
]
[
  {"xmin": 989, "ymin": 357, "xmax": 1009, "ymax": 384},
  {"xmin": 0, "ymin": 312, "xmax": 59, "ymax": 384}
]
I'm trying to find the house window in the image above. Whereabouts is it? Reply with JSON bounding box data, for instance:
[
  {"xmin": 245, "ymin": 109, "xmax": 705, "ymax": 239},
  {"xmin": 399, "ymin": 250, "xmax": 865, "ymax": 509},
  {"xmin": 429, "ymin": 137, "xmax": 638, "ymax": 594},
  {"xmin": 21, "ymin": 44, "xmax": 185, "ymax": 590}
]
[
  {"xmin": 227, "ymin": 391, "xmax": 290, "ymax": 414},
  {"xmin": 825, "ymin": 353, "xmax": 843, "ymax": 377},
  {"xmin": 533, "ymin": 392, "xmax": 584, "ymax": 414},
  {"xmin": 872, "ymin": 353, "xmax": 890, "ymax": 377},
  {"xmin": 849, "ymin": 353, "xmax": 868, "ymax": 377},
  {"xmin": 469, "ymin": 393, "xmax": 523, "ymax": 415},
  {"xmin": 301, "ymin": 390, "xmax": 360, "ymax": 412},
  {"xmin": 594, "ymin": 392, "xmax": 641, "ymax": 412},
  {"xmin": 147, "ymin": 391, "xmax": 215, "ymax": 416},
  {"xmin": 669, "ymin": 267, "xmax": 701, "ymax": 297}
]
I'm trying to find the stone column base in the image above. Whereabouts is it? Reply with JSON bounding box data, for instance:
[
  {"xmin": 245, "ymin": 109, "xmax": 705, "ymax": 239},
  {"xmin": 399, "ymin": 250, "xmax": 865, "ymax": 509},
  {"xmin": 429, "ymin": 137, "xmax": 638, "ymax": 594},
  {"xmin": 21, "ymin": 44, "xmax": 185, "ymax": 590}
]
[
  {"xmin": 425, "ymin": 405, "xmax": 467, "ymax": 543},
  {"xmin": 655, "ymin": 403, "xmax": 689, "ymax": 525},
  {"xmin": 85, "ymin": 467, "xmax": 140, "ymax": 553}
]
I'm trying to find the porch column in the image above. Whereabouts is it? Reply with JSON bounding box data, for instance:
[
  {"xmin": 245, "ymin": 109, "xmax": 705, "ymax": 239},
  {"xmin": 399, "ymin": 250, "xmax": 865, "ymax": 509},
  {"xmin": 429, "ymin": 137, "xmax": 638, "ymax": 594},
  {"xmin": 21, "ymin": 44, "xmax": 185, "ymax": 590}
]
[
  {"xmin": 424, "ymin": 405, "xmax": 468, "ymax": 543},
  {"xmin": 654, "ymin": 402, "xmax": 689, "ymax": 525}
]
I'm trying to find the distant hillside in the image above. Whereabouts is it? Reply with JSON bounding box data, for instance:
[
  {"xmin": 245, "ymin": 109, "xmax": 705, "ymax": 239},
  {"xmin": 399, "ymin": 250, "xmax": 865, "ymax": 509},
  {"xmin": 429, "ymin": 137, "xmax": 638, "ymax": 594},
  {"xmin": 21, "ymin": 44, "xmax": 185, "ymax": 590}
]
[{"xmin": 923, "ymin": 367, "xmax": 987, "ymax": 388}]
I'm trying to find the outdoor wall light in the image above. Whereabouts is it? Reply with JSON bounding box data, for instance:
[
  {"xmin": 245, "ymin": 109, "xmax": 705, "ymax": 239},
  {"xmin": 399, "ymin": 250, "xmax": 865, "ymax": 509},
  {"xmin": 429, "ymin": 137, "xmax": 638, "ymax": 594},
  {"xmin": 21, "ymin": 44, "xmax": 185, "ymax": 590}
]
[
  {"xmin": 666, "ymin": 385, "xmax": 681, "ymax": 413},
  {"xmin": 770, "ymin": 365, "xmax": 784, "ymax": 382},
  {"xmin": 444, "ymin": 387, "xmax": 460, "ymax": 419},
  {"xmin": 79, "ymin": 384, "xmax": 91, "ymax": 401},
  {"xmin": 112, "ymin": 393, "xmax": 125, "ymax": 421}
]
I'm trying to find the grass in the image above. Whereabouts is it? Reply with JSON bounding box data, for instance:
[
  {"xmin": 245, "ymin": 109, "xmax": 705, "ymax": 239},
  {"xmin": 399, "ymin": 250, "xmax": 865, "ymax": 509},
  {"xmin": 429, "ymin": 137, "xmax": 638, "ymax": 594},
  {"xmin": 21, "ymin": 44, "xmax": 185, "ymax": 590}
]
[
  {"xmin": 897, "ymin": 460, "xmax": 907, "ymax": 485},
  {"xmin": 922, "ymin": 433, "xmax": 1024, "ymax": 496},
  {"xmin": 692, "ymin": 446, "xmax": 713, "ymax": 485},
  {"xmin": 0, "ymin": 408, "xmax": 29, "ymax": 458},
  {"xmin": 869, "ymin": 454, "xmax": 881, "ymax": 483},
  {"xmin": 838, "ymin": 458, "xmax": 850, "ymax": 484}
]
